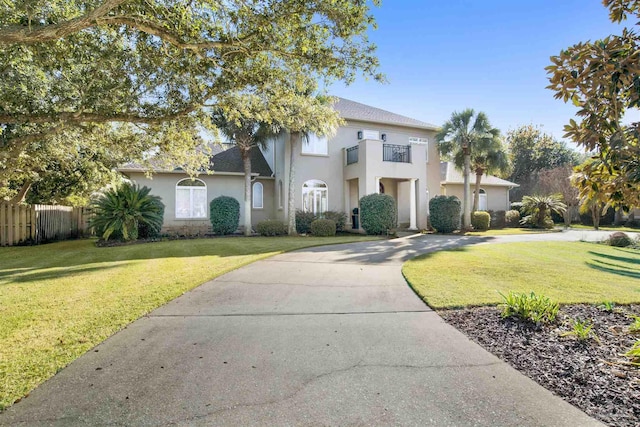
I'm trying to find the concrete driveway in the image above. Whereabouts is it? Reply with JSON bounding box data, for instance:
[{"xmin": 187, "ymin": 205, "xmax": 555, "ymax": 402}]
[{"xmin": 0, "ymin": 231, "xmax": 615, "ymax": 426}]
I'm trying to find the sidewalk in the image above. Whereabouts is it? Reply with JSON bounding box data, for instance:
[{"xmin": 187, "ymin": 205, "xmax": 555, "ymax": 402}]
[{"xmin": 0, "ymin": 233, "xmax": 605, "ymax": 426}]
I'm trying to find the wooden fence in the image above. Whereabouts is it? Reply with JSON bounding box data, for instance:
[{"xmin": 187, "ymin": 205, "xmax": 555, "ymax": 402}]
[{"xmin": 0, "ymin": 203, "xmax": 91, "ymax": 246}]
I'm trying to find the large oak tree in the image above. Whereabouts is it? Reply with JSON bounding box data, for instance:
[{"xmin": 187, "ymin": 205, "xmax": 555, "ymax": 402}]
[{"xmin": 0, "ymin": 0, "xmax": 382, "ymax": 201}]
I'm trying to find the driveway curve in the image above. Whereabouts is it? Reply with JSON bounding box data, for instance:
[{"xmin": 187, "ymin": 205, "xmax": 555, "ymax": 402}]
[{"xmin": 0, "ymin": 230, "xmax": 621, "ymax": 426}]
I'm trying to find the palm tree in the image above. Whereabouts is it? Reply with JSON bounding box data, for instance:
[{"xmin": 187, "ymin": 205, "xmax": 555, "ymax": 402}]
[
  {"xmin": 212, "ymin": 110, "xmax": 275, "ymax": 236},
  {"xmin": 470, "ymin": 137, "xmax": 509, "ymax": 212},
  {"xmin": 436, "ymin": 109, "xmax": 500, "ymax": 228}
]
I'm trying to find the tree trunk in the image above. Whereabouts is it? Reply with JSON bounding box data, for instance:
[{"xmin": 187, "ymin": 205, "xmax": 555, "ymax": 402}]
[
  {"xmin": 473, "ymin": 168, "xmax": 483, "ymax": 212},
  {"xmin": 592, "ymin": 204, "xmax": 600, "ymax": 230},
  {"xmin": 563, "ymin": 207, "xmax": 571, "ymax": 228},
  {"xmin": 287, "ymin": 132, "xmax": 299, "ymax": 235},
  {"xmin": 242, "ymin": 150, "xmax": 252, "ymax": 236},
  {"xmin": 9, "ymin": 181, "xmax": 32, "ymax": 204},
  {"xmin": 614, "ymin": 207, "xmax": 624, "ymax": 225},
  {"xmin": 462, "ymin": 153, "xmax": 471, "ymax": 229}
]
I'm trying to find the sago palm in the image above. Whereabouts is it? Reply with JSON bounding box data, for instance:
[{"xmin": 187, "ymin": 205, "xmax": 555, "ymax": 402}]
[
  {"xmin": 90, "ymin": 183, "xmax": 164, "ymax": 241},
  {"xmin": 521, "ymin": 195, "xmax": 566, "ymax": 229}
]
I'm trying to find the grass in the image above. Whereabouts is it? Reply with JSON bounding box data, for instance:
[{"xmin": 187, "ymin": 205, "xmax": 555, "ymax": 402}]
[
  {"xmin": 464, "ymin": 228, "xmax": 559, "ymax": 236},
  {"xmin": 0, "ymin": 235, "xmax": 378, "ymax": 410},
  {"xmin": 402, "ymin": 241, "xmax": 640, "ymax": 309},
  {"xmin": 568, "ymin": 224, "xmax": 640, "ymax": 233}
]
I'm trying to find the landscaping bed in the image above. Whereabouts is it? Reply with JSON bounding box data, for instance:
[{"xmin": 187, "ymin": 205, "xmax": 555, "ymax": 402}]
[{"xmin": 440, "ymin": 304, "xmax": 640, "ymax": 427}]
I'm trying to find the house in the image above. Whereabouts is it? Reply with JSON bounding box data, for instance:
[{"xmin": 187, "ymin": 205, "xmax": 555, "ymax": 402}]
[
  {"xmin": 439, "ymin": 162, "xmax": 518, "ymax": 211},
  {"xmin": 121, "ymin": 97, "xmax": 443, "ymax": 234}
]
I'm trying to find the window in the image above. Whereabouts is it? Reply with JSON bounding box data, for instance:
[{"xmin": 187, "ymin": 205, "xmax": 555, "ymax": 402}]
[
  {"xmin": 176, "ymin": 178, "xmax": 207, "ymax": 219},
  {"xmin": 302, "ymin": 180, "xmax": 328, "ymax": 215},
  {"xmin": 474, "ymin": 189, "xmax": 488, "ymax": 211},
  {"xmin": 301, "ymin": 133, "xmax": 328, "ymax": 155},
  {"xmin": 252, "ymin": 182, "xmax": 264, "ymax": 209}
]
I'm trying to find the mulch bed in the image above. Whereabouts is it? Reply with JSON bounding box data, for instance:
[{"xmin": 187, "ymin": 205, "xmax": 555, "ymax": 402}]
[{"xmin": 440, "ymin": 304, "xmax": 640, "ymax": 427}]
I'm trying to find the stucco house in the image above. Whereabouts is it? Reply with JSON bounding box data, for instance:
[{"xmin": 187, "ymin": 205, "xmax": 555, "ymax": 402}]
[
  {"xmin": 439, "ymin": 162, "xmax": 519, "ymax": 211},
  {"xmin": 121, "ymin": 97, "xmax": 444, "ymax": 234}
]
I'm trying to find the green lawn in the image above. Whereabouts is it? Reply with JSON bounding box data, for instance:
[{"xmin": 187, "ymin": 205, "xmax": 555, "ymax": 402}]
[
  {"xmin": 567, "ymin": 224, "xmax": 640, "ymax": 233},
  {"xmin": 465, "ymin": 228, "xmax": 559, "ymax": 236},
  {"xmin": 0, "ymin": 235, "xmax": 378, "ymax": 410},
  {"xmin": 403, "ymin": 241, "xmax": 640, "ymax": 309}
]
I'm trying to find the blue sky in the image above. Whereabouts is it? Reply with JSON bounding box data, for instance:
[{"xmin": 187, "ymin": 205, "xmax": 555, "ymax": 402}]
[{"xmin": 328, "ymin": 0, "xmax": 628, "ymax": 150}]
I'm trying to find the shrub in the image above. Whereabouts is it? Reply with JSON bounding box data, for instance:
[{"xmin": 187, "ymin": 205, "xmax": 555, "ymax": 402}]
[
  {"xmin": 520, "ymin": 195, "xmax": 566, "ymax": 229},
  {"xmin": 322, "ymin": 211, "xmax": 347, "ymax": 232},
  {"xmin": 310, "ymin": 219, "xmax": 336, "ymax": 236},
  {"xmin": 488, "ymin": 210, "xmax": 506, "ymax": 229},
  {"xmin": 429, "ymin": 196, "xmax": 461, "ymax": 233},
  {"xmin": 138, "ymin": 199, "xmax": 165, "ymax": 239},
  {"xmin": 561, "ymin": 318, "xmax": 598, "ymax": 342},
  {"xmin": 510, "ymin": 201, "xmax": 524, "ymax": 214},
  {"xmin": 209, "ymin": 196, "xmax": 240, "ymax": 235},
  {"xmin": 498, "ymin": 291, "xmax": 559, "ymax": 324},
  {"xmin": 295, "ymin": 210, "xmax": 316, "ymax": 234},
  {"xmin": 90, "ymin": 183, "xmax": 164, "ymax": 242},
  {"xmin": 256, "ymin": 220, "xmax": 287, "ymax": 236},
  {"xmin": 359, "ymin": 193, "xmax": 396, "ymax": 235},
  {"xmin": 505, "ymin": 210, "xmax": 521, "ymax": 227},
  {"xmin": 607, "ymin": 232, "xmax": 632, "ymax": 247},
  {"xmin": 471, "ymin": 211, "xmax": 490, "ymax": 230}
]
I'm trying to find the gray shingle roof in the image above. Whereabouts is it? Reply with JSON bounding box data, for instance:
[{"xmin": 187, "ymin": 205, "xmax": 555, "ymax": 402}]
[
  {"xmin": 440, "ymin": 162, "xmax": 519, "ymax": 187},
  {"xmin": 119, "ymin": 144, "xmax": 273, "ymax": 177},
  {"xmin": 333, "ymin": 97, "xmax": 438, "ymax": 130}
]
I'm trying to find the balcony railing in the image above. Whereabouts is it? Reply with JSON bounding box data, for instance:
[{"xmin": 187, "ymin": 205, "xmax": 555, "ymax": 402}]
[
  {"xmin": 383, "ymin": 144, "xmax": 411, "ymax": 163},
  {"xmin": 346, "ymin": 145, "xmax": 359, "ymax": 165}
]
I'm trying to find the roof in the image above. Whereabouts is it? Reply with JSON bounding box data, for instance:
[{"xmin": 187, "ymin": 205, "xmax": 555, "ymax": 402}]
[
  {"xmin": 333, "ymin": 97, "xmax": 439, "ymax": 131},
  {"xmin": 119, "ymin": 144, "xmax": 273, "ymax": 177},
  {"xmin": 440, "ymin": 162, "xmax": 519, "ymax": 188}
]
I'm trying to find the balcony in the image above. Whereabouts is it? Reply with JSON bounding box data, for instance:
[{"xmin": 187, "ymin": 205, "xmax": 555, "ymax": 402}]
[
  {"xmin": 346, "ymin": 145, "xmax": 359, "ymax": 165},
  {"xmin": 383, "ymin": 144, "xmax": 411, "ymax": 163}
]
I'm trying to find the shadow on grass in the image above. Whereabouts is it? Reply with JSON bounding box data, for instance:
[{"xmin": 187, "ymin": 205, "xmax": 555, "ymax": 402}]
[
  {"xmin": 586, "ymin": 250, "xmax": 640, "ymax": 279},
  {"xmin": 0, "ymin": 264, "xmax": 124, "ymax": 284}
]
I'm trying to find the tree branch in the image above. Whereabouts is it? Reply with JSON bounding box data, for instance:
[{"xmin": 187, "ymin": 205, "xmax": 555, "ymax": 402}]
[
  {"xmin": 0, "ymin": 107, "xmax": 199, "ymax": 125},
  {"xmin": 0, "ymin": 0, "xmax": 126, "ymax": 44}
]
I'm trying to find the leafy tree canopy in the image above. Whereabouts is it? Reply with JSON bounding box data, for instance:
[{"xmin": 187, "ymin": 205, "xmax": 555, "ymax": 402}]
[
  {"xmin": 547, "ymin": 0, "xmax": 640, "ymax": 203},
  {"xmin": 0, "ymin": 0, "xmax": 381, "ymax": 201}
]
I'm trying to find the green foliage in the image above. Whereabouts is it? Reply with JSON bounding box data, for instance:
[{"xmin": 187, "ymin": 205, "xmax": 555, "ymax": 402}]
[
  {"xmin": 629, "ymin": 316, "xmax": 640, "ymax": 333},
  {"xmin": 561, "ymin": 318, "xmax": 598, "ymax": 342},
  {"xmin": 209, "ymin": 196, "xmax": 240, "ymax": 235},
  {"xmin": 505, "ymin": 210, "xmax": 521, "ymax": 227},
  {"xmin": 598, "ymin": 301, "xmax": 616, "ymax": 312},
  {"xmin": 138, "ymin": 199, "xmax": 165, "ymax": 240},
  {"xmin": 547, "ymin": 1, "xmax": 640, "ymax": 208},
  {"xmin": 624, "ymin": 340, "xmax": 640, "ymax": 364},
  {"xmin": 520, "ymin": 195, "xmax": 566, "ymax": 229},
  {"xmin": 359, "ymin": 194, "xmax": 396, "ymax": 235},
  {"xmin": 256, "ymin": 220, "xmax": 287, "ymax": 236},
  {"xmin": 579, "ymin": 206, "xmax": 615, "ymax": 226},
  {"xmin": 488, "ymin": 210, "xmax": 506, "ymax": 229},
  {"xmin": 323, "ymin": 211, "xmax": 347, "ymax": 232},
  {"xmin": 607, "ymin": 232, "xmax": 633, "ymax": 247},
  {"xmin": 429, "ymin": 196, "xmax": 461, "ymax": 233},
  {"xmin": 0, "ymin": 0, "xmax": 383, "ymax": 202},
  {"xmin": 498, "ymin": 291, "xmax": 559, "ymax": 324},
  {"xmin": 505, "ymin": 125, "xmax": 578, "ymax": 201},
  {"xmin": 471, "ymin": 211, "xmax": 490, "ymax": 230},
  {"xmin": 295, "ymin": 210, "xmax": 317, "ymax": 234},
  {"xmin": 90, "ymin": 183, "xmax": 164, "ymax": 242},
  {"xmin": 310, "ymin": 219, "xmax": 336, "ymax": 237}
]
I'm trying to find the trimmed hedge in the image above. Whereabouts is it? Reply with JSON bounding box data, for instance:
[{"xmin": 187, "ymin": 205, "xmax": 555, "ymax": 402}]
[
  {"xmin": 359, "ymin": 193, "xmax": 396, "ymax": 235},
  {"xmin": 607, "ymin": 232, "xmax": 632, "ymax": 247},
  {"xmin": 295, "ymin": 210, "xmax": 316, "ymax": 234},
  {"xmin": 471, "ymin": 211, "xmax": 490, "ymax": 230},
  {"xmin": 256, "ymin": 220, "xmax": 287, "ymax": 236},
  {"xmin": 323, "ymin": 211, "xmax": 347, "ymax": 232},
  {"xmin": 209, "ymin": 196, "xmax": 240, "ymax": 235},
  {"xmin": 429, "ymin": 196, "xmax": 461, "ymax": 233},
  {"xmin": 488, "ymin": 210, "xmax": 506, "ymax": 229},
  {"xmin": 505, "ymin": 210, "xmax": 521, "ymax": 227},
  {"xmin": 311, "ymin": 219, "xmax": 336, "ymax": 236}
]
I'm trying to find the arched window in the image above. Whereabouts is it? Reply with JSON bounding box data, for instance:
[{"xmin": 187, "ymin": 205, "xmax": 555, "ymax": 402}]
[
  {"xmin": 302, "ymin": 180, "xmax": 328, "ymax": 215},
  {"xmin": 252, "ymin": 182, "xmax": 264, "ymax": 209},
  {"xmin": 176, "ymin": 178, "xmax": 207, "ymax": 219},
  {"xmin": 474, "ymin": 188, "xmax": 488, "ymax": 211}
]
